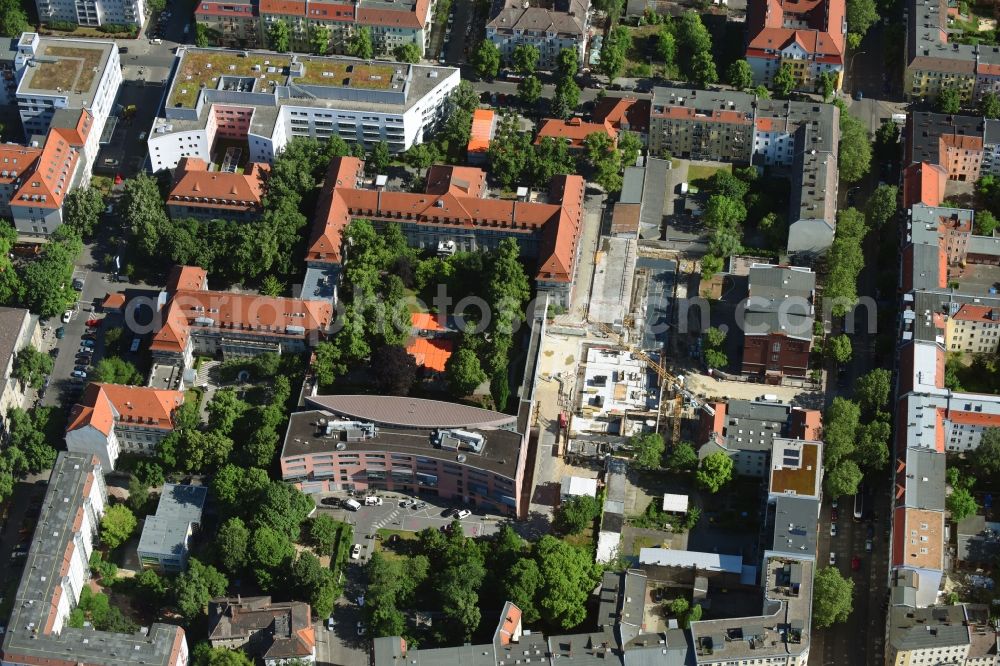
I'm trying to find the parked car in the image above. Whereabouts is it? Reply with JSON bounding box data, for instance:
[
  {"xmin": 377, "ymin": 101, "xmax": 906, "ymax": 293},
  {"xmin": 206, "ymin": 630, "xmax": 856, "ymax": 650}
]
[
  {"xmin": 350, "ymin": 544, "xmax": 361, "ymax": 559},
  {"xmin": 326, "ymin": 618, "xmax": 335, "ymax": 631},
  {"xmin": 830, "ymin": 523, "xmax": 837, "ymax": 537},
  {"xmin": 55, "ymin": 327, "xmax": 65, "ymax": 339},
  {"xmin": 80, "ymin": 340, "xmax": 95, "ymax": 348},
  {"xmin": 456, "ymin": 509, "xmax": 471, "ymax": 519},
  {"xmin": 356, "ymin": 621, "xmax": 366, "ymax": 636},
  {"xmin": 829, "ymin": 552, "xmax": 836, "ymax": 565},
  {"xmin": 85, "ymin": 318, "xmax": 101, "ymax": 327},
  {"xmin": 72, "ymin": 278, "xmax": 84, "ymax": 290},
  {"xmin": 412, "ymin": 502, "xmax": 427, "ymax": 510},
  {"xmin": 72, "ymin": 370, "xmax": 87, "ymax": 379},
  {"xmin": 61, "ymin": 310, "xmax": 73, "ymax": 323},
  {"xmin": 320, "ymin": 497, "xmax": 340, "ymax": 507},
  {"xmin": 865, "ymin": 539, "xmax": 873, "ymax": 552},
  {"xmin": 851, "ymin": 555, "xmax": 861, "ymax": 571},
  {"xmin": 831, "ymin": 508, "xmax": 839, "ymax": 521},
  {"xmin": 364, "ymin": 496, "xmax": 382, "ymax": 506}
]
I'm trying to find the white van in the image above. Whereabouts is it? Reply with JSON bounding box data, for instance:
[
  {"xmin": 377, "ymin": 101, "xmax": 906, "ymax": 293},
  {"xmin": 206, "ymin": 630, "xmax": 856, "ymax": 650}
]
[
  {"xmin": 364, "ymin": 496, "xmax": 382, "ymax": 506},
  {"xmin": 343, "ymin": 499, "xmax": 362, "ymax": 511}
]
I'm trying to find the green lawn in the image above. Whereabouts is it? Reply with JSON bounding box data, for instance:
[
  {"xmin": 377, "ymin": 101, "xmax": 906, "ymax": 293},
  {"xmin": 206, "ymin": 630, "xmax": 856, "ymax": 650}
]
[{"xmin": 686, "ymin": 162, "xmax": 731, "ymax": 184}]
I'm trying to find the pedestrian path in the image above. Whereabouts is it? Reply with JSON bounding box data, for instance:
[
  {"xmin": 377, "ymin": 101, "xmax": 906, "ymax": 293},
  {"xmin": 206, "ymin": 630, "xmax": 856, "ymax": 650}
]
[{"xmin": 194, "ymin": 360, "xmax": 219, "ymax": 386}]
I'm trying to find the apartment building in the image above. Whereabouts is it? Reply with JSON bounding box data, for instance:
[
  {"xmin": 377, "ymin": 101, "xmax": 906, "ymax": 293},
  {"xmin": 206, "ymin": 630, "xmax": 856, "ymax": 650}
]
[
  {"xmin": 699, "ymin": 398, "xmax": 822, "ymax": 477},
  {"xmin": 486, "ymin": 0, "xmax": 589, "ymax": 71},
  {"xmin": 259, "ymin": 0, "xmax": 432, "ymax": 56},
  {"xmin": 280, "ymin": 394, "xmax": 529, "ymax": 517},
  {"xmin": 149, "ymin": 48, "xmax": 459, "ymax": 172},
  {"xmin": 535, "ymin": 117, "xmax": 617, "ymax": 150},
  {"xmin": 195, "ymin": 0, "xmax": 261, "ymax": 48},
  {"xmin": 0, "ymin": 307, "xmax": 41, "ymax": 434},
  {"xmin": 166, "ymin": 157, "xmax": 269, "ymax": 222},
  {"xmin": 744, "ymin": 0, "xmax": 846, "ymax": 92},
  {"xmin": 150, "ymin": 265, "xmax": 333, "ymax": 371},
  {"xmin": 741, "ymin": 264, "xmax": 816, "ymax": 379},
  {"xmin": 207, "ymin": 597, "xmax": 315, "ymax": 663},
  {"xmin": 887, "ymin": 604, "xmax": 998, "ymax": 666},
  {"xmin": 650, "ymin": 87, "xmax": 840, "ymax": 257},
  {"xmin": 0, "ymin": 453, "xmax": 189, "ymax": 666},
  {"xmin": 137, "ymin": 484, "xmax": 207, "ymax": 572},
  {"xmin": 35, "ymin": 0, "xmax": 144, "ymax": 27},
  {"xmin": 65, "ymin": 383, "xmax": 185, "ymax": 470},
  {"xmin": 592, "ymin": 95, "xmax": 651, "ymax": 144},
  {"xmin": 309, "ymin": 157, "xmax": 585, "ymax": 307}
]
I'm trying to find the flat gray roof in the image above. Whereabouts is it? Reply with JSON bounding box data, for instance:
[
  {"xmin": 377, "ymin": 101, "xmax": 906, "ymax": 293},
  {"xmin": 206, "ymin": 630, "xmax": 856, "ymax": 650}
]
[
  {"xmin": 282, "ymin": 410, "xmax": 524, "ymax": 479},
  {"xmin": 1, "ymin": 453, "xmax": 184, "ymax": 666},
  {"xmin": 770, "ymin": 496, "xmax": 818, "ymax": 556},
  {"xmin": 17, "ymin": 36, "xmax": 115, "ymax": 110},
  {"xmin": 889, "ymin": 605, "xmax": 970, "ymax": 651},
  {"xmin": 137, "ymin": 484, "xmax": 206, "ymax": 559},
  {"xmin": 305, "ymin": 395, "xmax": 518, "ymax": 430}
]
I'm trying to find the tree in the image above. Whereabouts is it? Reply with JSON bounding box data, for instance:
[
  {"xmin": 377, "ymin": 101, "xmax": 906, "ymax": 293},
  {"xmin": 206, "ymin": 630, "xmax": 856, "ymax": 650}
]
[
  {"xmin": 584, "ymin": 131, "xmax": 623, "ymax": 192},
  {"xmin": 194, "ymin": 22, "xmax": 211, "ymax": 47},
  {"xmin": 704, "ymin": 326, "xmax": 727, "ymax": 349},
  {"xmin": 207, "ymin": 389, "xmax": 248, "ymax": 436},
  {"xmin": 726, "ymin": 60, "xmax": 754, "ymax": 90},
  {"xmin": 503, "ymin": 559, "xmax": 542, "ymax": 623},
  {"xmin": 856, "ymin": 419, "xmax": 890, "ymax": 470},
  {"xmin": 6, "ymin": 407, "xmax": 55, "ymax": 475},
  {"xmin": 473, "ymin": 40, "xmax": 501, "ymax": 80},
  {"xmin": 557, "ymin": 47, "xmax": 578, "ymax": 79},
  {"xmin": 126, "ymin": 476, "xmax": 148, "ymax": 513},
  {"xmin": 530, "ymin": 137, "xmax": 576, "ymax": 185},
  {"xmin": 704, "ymin": 194, "xmax": 747, "ymax": 230},
  {"xmin": 675, "ymin": 11, "xmax": 713, "ymax": 81},
  {"xmin": 696, "ymin": 452, "xmax": 734, "ymax": 492},
  {"xmin": 947, "ymin": 487, "xmax": 979, "ymax": 521},
  {"xmin": 311, "ymin": 24, "xmax": 331, "ymax": 54},
  {"xmin": 668, "ymin": 441, "xmax": 699, "ymax": 471},
  {"xmin": 754, "ymin": 85, "xmax": 771, "ymax": 99},
  {"xmin": 349, "ymin": 26, "xmax": 374, "ymax": 59},
  {"xmin": 518, "ymin": 75, "xmax": 542, "ymax": 105},
  {"xmin": 825, "ymin": 459, "xmax": 863, "ymax": 498},
  {"xmin": 630, "ymin": 432, "xmax": 665, "ymax": 470},
  {"xmin": 211, "ymin": 464, "xmax": 269, "ymax": 510},
  {"xmin": 63, "ymin": 188, "xmax": 104, "ymax": 239},
  {"xmin": 773, "ymin": 62, "xmax": 796, "ymax": 97},
  {"xmin": 599, "ymin": 26, "xmax": 631, "ymax": 81},
  {"xmin": 982, "ymin": 92, "xmax": 1000, "ymax": 119},
  {"xmin": 172, "ymin": 430, "xmax": 233, "ymax": 474},
  {"xmin": 394, "ymin": 42, "xmax": 421, "ymax": 63},
  {"xmin": 249, "ymin": 526, "xmax": 295, "ymax": 590},
  {"xmin": 534, "ymin": 536, "xmax": 602, "ymax": 629},
  {"xmin": 865, "ymin": 184, "xmax": 898, "ymax": 228},
  {"xmin": 854, "ymin": 368, "xmax": 891, "ymax": 412},
  {"xmin": 175, "ymin": 558, "xmax": 228, "ymax": 619},
  {"xmin": 92, "ymin": 357, "xmax": 143, "ymax": 385},
  {"xmin": 825, "ymin": 397, "xmax": 861, "ymax": 466},
  {"xmin": 972, "ymin": 428, "xmax": 1000, "ymax": 478},
  {"xmin": 309, "ymin": 515, "xmax": 339, "ymax": 553},
  {"xmin": 370, "ymin": 345, "xmax": 418, "ymax": 396},
  {"xmin": 446, "ymin": 346, "xmax": 487, "ymax": 397},
  {"xmin": 134, "ymin": 568, "xmax": 168, "ymax": 607},
  {"xmin": 846, "ymin": 0, "xmax": 878, "ymax": 41},
  {"xmin": 704, "ymin": 348, "xmax": 729, "ymax": 370},
  {"xmin": 708, "ymin": 225, "xmax": 743, "ymax": 257},
  {"xmin": 839, "ymin": 112, "xmax": 873, "ymax": 183},
  {"xmin": 512, "ymin": 44, "xmax": 540, "ymax": 76},
  {"xmin": 618, "ymin": 131, "xmax": 642, "ymax": 168},
  {"xmin": 690, "ymin": 50, "xmax": 718, "ymax": 87},
  {"xmin": 555, "ymin": 495, "xmax": 601, "ymax": 534},
  {"xmin": 656, "ymin": 25, "xmax": 677, "ymax": 67},
  {"xmin": 267, "ymin": 19, "xmax": 290, "ymax": 52},
  {"xmin": 937, "ymin": 87, "xmax": 962, "ymax": 114},
  {"xmin": 0, "ymin": 0, "xmax": 29, "ymax": 37},
  {"xmin": 368, "ymin": 140, "xmax": 391, "ymax": 176},
  {"xmin": 254, "ymin": 481, "xmax": 315, "ymax": 540},
  {"xmin": 191, "ymin": 644, "xmax": 255, "ymax": 666},
  {"xmin": 701, "ymin": 254, "xmax": 724, "ymax": 279},
  {"xmin": 135, "ymin": 461, "xmax": 165, "ymax": 488},
  {"xmin": 813, "ymin": 567, "xmax": 854, "ymax": 628},
  {"xmin": 100, "ymin": 504, "xmax": 137, "ymax": 550},
  {"xmin": 217, "ymin": 517, "xmax": 250, "ymax": 573},
  {"xmin": 827, "ymin": 334, "xmax": 853, "ymax": 363},
  {"xmin": 551, "ymin": 77, "xmax": 581, "ymax": 119},
  {"xmin": 12, "ymin": 346, "xmax": 53, "ymax": 389},
  {"xmin": 977, "ymin": 210, "xmax": 999, "ymax": 236},
  {"xmin": 818, "ymin": 71, "xmax": 837, "ymax": 101}
]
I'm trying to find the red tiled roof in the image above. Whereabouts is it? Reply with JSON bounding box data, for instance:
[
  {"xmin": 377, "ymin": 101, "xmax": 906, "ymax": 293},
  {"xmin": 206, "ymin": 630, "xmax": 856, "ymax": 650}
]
[
  {"xmin": 10, "ymin": 115, "xmax": 91, "ymax": 210},
  {"xmin": 167, "ymin": 265, "xmax": 209, "ymax": 292},
  {"xmin": 67, "ymin": 383, "xmax": 185, "ymax": 434},
  {"xmin": 535, "ymin": 117, "xmax": 617, "ymax": 149},
  {"xmin": 168, "ymin": 157, "xmax": 269, "ymax": 214},
  {"xmin": 102, "ymin": 292, "xmax": 126, "ymax": 310},
  {"xmin": 468, "ymin": 108, "xmax": 495, "ymax": 154},
  {"xmin": 308, "ymin": 159, "xmax": 585, "ymax": 282},
  {"xmin": 407, "ymin": 336, "xmax": 453, "ymax": 372},
  {"xmin": 151, "ymin": 276, "xmax": 334, "ymax": 353},
  {"xmin": 592, "ymin": 97, "xmax": 650, "ymax": 134},
  {"xmin": 949, "ymin": 409, "xmax": 1000, "ymax": 427},
  {"xmin": 0, "ymin": 145, "xmax": 42, "ymax": 185},
  {"xmin": 260, "ymin": 0, "xmax": 306, "ymax": 15},
  {"xmin": 411, "ymin": 312, "xmax": 447, "ymax": 332},
  {"xmin": 196, "ymin": 1, "xmax": 258, "ymax": 18},
  {"xmin": 979, "ymin": 62, "xmax": 1000, "ymax": 76},
  {"xmin": 903, "ymin": 162, "xmax": 947, "ymax": 209},
  {"xmin": 952, "ymin": 304, "xmax": 999, "ymax": 322},
  {"xmin": 746, "ymin": 0, "xmax": 845, "ymax": 61}
]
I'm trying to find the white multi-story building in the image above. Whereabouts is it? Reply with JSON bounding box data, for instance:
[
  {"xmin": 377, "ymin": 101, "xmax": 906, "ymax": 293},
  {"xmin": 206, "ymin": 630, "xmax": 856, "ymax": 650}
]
[
  {"xmin": 65, "ymin": 383, "xmax": 185, "ymax": 470},
  {"xmin": 486, "ymin": 0, "xmax": 589, "ymax": 71},
  {"xmin": 0, "ymin": 307, "xmax": 41, "ymax": 434},
  {"xmin": 0, "ymin": 453, "xmax": 189, "ymax": 666},
  {"xmin": 148, "ymin": 47, "xmax": 459, "ymax": 172},
  {"xmin": 35, "ymin": 0, "xmax": 145, "ymax": 27}
]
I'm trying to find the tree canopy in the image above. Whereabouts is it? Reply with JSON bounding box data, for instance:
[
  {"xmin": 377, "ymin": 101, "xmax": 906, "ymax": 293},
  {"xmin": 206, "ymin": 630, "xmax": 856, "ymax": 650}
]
[
  {"xmin": 555, "ymin": 495, "xmax": 601, "ymax": 535},
  {"xmin": 13, "ymin": 346, "xmax": 53, "ymax": 389},
  {"xmin": 696, "ymin": 452, "xmax": 734, "ymax": 492},
  {"xmin": 813, "ymin": 567, "xmax": 854, "ymax": 628},
  {"xmin": 726, "ymin": 60, "xmax": 754, "ymax": 90},
  {"xmin": 100, "ymin": 504, "xmax": 137, "ymax": 550},
  {"xmin": 630, "ymin": 432, "xmax": 665, "ymax": 470}
]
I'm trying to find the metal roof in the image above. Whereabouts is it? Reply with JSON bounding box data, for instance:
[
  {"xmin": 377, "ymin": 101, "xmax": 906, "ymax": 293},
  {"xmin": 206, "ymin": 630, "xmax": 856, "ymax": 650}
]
[{"xmin": 306, "ymin": 395, "xmax": 518, "ymax": 430}]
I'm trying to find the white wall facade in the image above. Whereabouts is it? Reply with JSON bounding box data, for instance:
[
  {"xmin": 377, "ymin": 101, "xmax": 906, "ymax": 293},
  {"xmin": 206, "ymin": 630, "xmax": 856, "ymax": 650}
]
[
  {"xmin": 148, "ymin": 129, "xmax": 212, "ymax": 172},
  {"xmin": 35, "ymin": 0, "xmax": 145, "ymax": 26},
  {"xmin": 66, "ymin": 424, "xmax": 120, "ymax": 471}
]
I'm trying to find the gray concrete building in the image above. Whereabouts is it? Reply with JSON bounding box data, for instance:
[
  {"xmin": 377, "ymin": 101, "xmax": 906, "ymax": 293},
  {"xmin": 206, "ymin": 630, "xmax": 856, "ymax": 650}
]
[{"xmin": 137, "ymin": 484, "xmax": 207, "ymax": 572}]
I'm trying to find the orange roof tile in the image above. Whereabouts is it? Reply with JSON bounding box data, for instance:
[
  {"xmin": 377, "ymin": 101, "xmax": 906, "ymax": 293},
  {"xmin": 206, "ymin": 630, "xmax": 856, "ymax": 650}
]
[
  {"xmin": 67, "ymin": 384, "xmax": 185, "ymax": 434},
  {"xmin": 308, "ymin": 159, "xmax": 585, "ymax": 283},
  {"xmin": 168, "ymin": 158, "xmax": 269, "ymax": 214},
  {"xmin": 167, "ymin": 265, "xmax": 209, "ymax": 292},
  {"xmin": 151, "ymin": 278, "xmax": 334, "ymax": 354},
  {"xmin": 891, "ymin": 507, "xmax": 944, "ymax": 569},
  {"xmin": 0, "ymin": 144, "xmax": 42, "ymax": 185},
  {"xmin": 949, "ymin": 410, "xmax": 1000, "ymax": 427},
  {"xmin": 411, "ymin": 312, "xmax": 447, "ymax": 332},
  {"xmin": 746, "ymin": 0, "xmax": 845, "ymax": 61},
  {"xmin": 102, "ymin": 292, "xmax": 126, "ymax": 310},
  {"xmin": 535, "ymin": 117, "xmax": 617, "ymax": 149},
  {"xmin": 407, "ymin": 337, "xmax": 453, "ymax": 372},
  {"xmin": 468, "ymin": 108, "xmax": 495, "ymax": 154},
  {"xmin": 903, "ymin": 163, "xmax": 947, "ymax": 208},
  {"xmin": 592, "ymin": 97, "xmax": 650, "ymax": 133},
  {"xmin": 953, "ymin": 304, "xmax": 999, "ymax": 322},
  {"xmin": 10, "ymin": 119, "xmax": 90, "ymax": 210},
  {"xmin": 260, "ymin": 0, "xmax": 306, "ymax": 15}
]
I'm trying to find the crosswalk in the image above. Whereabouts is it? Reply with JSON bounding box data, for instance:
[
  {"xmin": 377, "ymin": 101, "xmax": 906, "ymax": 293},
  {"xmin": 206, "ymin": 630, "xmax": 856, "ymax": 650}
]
[{"xmin": 368, "ymin": 509, "xmax": 401, "ymax": 533}]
